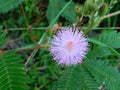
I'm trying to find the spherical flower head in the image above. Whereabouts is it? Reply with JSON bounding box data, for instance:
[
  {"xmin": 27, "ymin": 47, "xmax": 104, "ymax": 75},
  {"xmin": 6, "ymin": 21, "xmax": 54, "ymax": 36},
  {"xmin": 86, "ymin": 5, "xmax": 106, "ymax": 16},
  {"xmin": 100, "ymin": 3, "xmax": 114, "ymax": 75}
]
[{"xmin": 50, "ymin": 27, "xmax": 88, "ymax": 66}]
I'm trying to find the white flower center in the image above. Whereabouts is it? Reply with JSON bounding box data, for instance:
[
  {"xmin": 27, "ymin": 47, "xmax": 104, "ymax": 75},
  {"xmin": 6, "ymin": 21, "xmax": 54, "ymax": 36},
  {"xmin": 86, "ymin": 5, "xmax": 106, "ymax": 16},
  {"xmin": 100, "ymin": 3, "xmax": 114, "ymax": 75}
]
[{"xmin": 66, "ymin": 41, "xmax": 74, "ymax": 52}]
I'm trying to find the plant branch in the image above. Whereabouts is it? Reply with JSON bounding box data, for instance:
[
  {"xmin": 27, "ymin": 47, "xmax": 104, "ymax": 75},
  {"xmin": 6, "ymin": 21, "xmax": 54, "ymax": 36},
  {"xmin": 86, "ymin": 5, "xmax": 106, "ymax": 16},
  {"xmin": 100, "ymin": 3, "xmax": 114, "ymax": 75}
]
[
  {"xmin": 20, "ymin": 4, "xmax": 29, "ymax": 27},
  {"xmin": 49, "ymin": 0, "xmax": 72, "ymax": 27},
  {"xmin": 3, "ymin": 27, "xmax": 47, "ymax": 31},
  {"xmin": 3, "ymin": 27, "xmax": 120, "ymax": 32},
  {"xmin": 102, "ymin": 10, "xmax": 120, "ymax": 20},
  {"xmin": 25, "ymin": 33, "xmax": 46, "ymax": 66},
  {"xmin": 14, "ymin": 45, "xmax": 48, "ymax": 52}
]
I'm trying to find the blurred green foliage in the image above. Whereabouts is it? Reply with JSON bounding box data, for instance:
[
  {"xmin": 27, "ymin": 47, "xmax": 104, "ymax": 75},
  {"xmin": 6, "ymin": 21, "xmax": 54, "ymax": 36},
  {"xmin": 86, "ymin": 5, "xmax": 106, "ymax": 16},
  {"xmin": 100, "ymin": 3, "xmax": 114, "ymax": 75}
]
[
  {"xmin": 47, "ymin": 0, "xmax": 77, "ymax": 23},
  {"xmin": 0, "ymin": 0, "xmax": 24, "ymax": 13},
  {"xmin": 0, "ymin": 0, "xmax": 120, "ymax": 90}
]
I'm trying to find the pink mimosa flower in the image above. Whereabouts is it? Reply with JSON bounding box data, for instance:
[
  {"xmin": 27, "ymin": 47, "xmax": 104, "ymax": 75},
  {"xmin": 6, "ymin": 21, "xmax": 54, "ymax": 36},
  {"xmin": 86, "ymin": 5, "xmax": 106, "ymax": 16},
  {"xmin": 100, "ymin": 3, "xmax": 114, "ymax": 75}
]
[{"xmin": 50, "ymin": 27, "xmax": 88, "ymax": 66}]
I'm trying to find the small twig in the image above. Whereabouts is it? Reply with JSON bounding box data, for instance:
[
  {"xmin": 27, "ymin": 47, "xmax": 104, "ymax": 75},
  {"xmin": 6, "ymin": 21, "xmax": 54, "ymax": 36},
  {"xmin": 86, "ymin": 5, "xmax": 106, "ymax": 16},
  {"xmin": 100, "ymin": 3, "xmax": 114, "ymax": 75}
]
[
  {"xmin": 15, "ymin": 45, "xmax": 47, "ymax": 52},
  {"xmin": 25, "ymin": 49, "xmax": 38, "ymax": 66},
  {"xmin": 20, "ymin": 3, "xmax": 38, "ymax": 43},
  {"xmin": 3, "ymin": 27, "xmax": 47, "ymax": 31},
  {"xmin": 83, "ymin": 27, "xmax": 120, "ymax": 30},
  {"xmin": 3, "ymin": 26, "xmax": 120, "ymax": 32},
  {"xmin": 20, "ymin": 4, "xmax": 29, "ymax": 27},
  {"xmin": 37, "ymin": 66, "xmax": 47, "ymax": 70},
  {"xmin": 25, "ymin": 33, "xmax": 46, "ymax": 66},
  {"xmin": 39, "ymin": 81, "xmax": 50, "ymax": 89},
  {"xmin": 102, "ymin": 10, "xmax": 120, "ymax": 20},
  {"xmin": 0, "ymin": 45, "xmax": 47, "ymax": 55}
]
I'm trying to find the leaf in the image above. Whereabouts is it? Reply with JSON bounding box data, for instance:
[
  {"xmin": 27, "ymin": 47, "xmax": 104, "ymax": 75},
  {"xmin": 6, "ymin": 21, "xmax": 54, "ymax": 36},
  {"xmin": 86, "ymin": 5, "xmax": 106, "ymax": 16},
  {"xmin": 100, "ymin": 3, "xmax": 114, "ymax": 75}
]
[
  {"xmin": 57, "ymin": 65, "xmax": 99, "ymax": 90},
  {"xmin": 79, "ymin": 67, "xmax": 99, "ymax": 90},
  {"xmin": 57, "ymin": 66, "xmax": 82, "ymax": 90},
  {"xmin": 0, "ymin": 51, "xmax": 29, "ymax": 90},
  {"xmin": 0, "ymin": 0, "xmax": 24, "ymax": 13},
  {"xmin": 86, "ymin": 47, "xmax": 111, "ymax": 59},
  {"xmin": 47, "ymin": 0, "xmax": 77, "ymax": 23},
  {"xmin": 99, "ymin": 30, "xmax": 120, "ymax": 48},
  {"xmin": 0, "ymin": 26, "xmax": 7, "ymax": 47},
  {"xmin": 47, "ymin": 0, "xmax": 65, "ymax": 23},
  {"xmin": 84, "ymin": 59, "xmax": 120, "ymax": 90},
  {"xmin": 61, "ymin": 2, "xmax": 77, "ymax": 22},
  {"xmin": 87, "ymin": 30, "xmax": 120, "ymax": 59},
  {"xmin": 88, "ymin": 38, "xmax": 120, "ymax": 58}
]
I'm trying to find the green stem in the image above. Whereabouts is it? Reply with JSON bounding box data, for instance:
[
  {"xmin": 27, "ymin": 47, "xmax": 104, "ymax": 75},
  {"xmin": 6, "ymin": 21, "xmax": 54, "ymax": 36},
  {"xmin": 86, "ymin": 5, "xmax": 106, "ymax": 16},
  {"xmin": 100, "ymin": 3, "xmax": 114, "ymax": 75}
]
[
  {"xmin": 102, "ymin": 10, "xmax": 120, "ymax": 20},
  {"xmin": 88, "ymin": 38, "xmax": 120, "ymax": 58},
  {"xmin": 49, "ymin": 0, "xmax": 72, "ymax": 27}
]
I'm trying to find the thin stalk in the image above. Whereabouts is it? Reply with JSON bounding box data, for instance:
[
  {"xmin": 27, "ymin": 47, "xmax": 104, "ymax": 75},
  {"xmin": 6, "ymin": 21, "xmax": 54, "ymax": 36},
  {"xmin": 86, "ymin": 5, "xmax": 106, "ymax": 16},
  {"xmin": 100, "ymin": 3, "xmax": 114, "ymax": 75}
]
[
  {"xmin": 25, "ymin": 33, "xmax": 46, "ymax": 66},
  {"xmin": 102, "ymin": 10, "xmax": 120, "ymax": 20},
  {"xmin": 49, "ymin": 0, "xmax": 72, "ymax": 27},
  {"xmin": 88, "ymin": 38, "xmax": 120, "ymax": 58},
  {"xmin": 4, "ymin": 27, "xmax": 120, "ymax": 32},
  {"xmin": 20, "ymin": 4, "xmax": 29, "ymax": 27}
]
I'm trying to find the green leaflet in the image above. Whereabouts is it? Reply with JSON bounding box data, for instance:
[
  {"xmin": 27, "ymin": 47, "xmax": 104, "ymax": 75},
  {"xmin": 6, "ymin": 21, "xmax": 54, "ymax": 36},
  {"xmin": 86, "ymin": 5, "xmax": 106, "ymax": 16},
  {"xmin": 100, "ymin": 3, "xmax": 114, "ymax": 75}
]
[
  {"xmin": 0, "ymin": 0, "xmax": 24, "ymax": 13},
  {"xmin": 57, "ymin": 65, "xmax": 99, "ymax": 90},
  {"xmin": 61, "ymin": 2, "xmax": 77, "ymax": 22},
  {"xmin": 84, "ymin": 59, "xmax": 120, "ymax": 90},
  {"xmin": 87, "ymin": 30, "xmax": 120, "ymax": 59},
  {"xmin": 0, "ymin": 26, "xmax": 7, "ymax": 47},
  {"xmin": 0, "ymin": 51, "xmax": 29, "ymax": 90},
  {"xmin": 88, "ymin": 38, "xmax": 120, "ymax": 58},
  {"xmin": 86, "ymin": 47, "xmax": 111, "ymax": 59},
  {"xmin": 99, "ymin": 30, "xmax": 120, "ymax": 48}
]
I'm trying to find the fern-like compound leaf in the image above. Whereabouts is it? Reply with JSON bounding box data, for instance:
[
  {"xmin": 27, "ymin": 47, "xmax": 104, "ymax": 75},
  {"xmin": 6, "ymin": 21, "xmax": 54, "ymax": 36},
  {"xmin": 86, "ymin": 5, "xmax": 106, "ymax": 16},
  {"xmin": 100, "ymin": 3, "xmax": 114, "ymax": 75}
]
[
  {"xmin": 84, "ymin": 59, "xmax": 120, "ymax": 90},
  {"xmin": 0, "ymin": 51, "xmax": 29, "ymax": 90},
  {"xmin": 99, "ymin": 30, "xmax": 120, "ymax": 48},
  {"xmin": 57, "ymin": 65, "xmax": 99, "ymax": 90},
  {"xmin": 87, "ymin": 30, "xmax": 120, "ymax": 59},
  {"xmin": 80, "ymin": 67, "xmax": 99, "ymax": 90}
]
